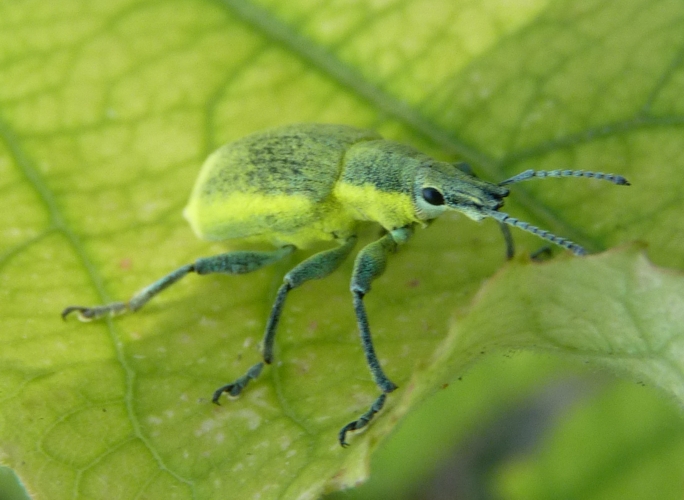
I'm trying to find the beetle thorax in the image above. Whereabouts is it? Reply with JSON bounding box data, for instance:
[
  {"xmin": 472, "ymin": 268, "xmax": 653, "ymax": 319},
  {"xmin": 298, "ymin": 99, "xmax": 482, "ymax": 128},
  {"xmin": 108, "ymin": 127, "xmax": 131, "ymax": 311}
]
[{"xmin": 334, "ymin": 140, "xmax": 427, "ymax": 229}]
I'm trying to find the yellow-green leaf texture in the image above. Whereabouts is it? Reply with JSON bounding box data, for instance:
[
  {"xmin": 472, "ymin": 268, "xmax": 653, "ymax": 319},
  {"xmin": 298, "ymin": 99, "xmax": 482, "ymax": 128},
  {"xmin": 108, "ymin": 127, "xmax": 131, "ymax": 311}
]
[{"xmin": 1, "ymin": 0, "xmax": 683, "ymax": 499}]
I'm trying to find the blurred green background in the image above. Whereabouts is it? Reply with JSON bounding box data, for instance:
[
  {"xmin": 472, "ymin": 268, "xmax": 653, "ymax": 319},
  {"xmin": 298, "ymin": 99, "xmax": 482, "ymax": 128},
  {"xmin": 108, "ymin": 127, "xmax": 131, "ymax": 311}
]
[{"xmin": 1, "ymin": 0, "xmax": 683, "ymax": 498}]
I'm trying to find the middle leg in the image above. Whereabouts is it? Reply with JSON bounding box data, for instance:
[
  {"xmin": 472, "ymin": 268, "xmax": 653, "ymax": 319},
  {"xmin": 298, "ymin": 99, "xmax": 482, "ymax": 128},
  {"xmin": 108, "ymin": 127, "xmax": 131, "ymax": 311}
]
[{"xmin": 213, "ymin": 235, "xmax": 358, "ymax": 403}]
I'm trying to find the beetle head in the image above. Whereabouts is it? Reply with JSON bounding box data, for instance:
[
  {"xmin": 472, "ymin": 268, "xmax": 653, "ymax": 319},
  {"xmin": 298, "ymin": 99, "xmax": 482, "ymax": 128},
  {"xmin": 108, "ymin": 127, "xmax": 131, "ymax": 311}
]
[
  {"xmin": 413, "ymin": 161, "xmax": 630, "ymax": 256},
  {"xmin": 414, "ymin": 161, "xmax": 509, "ymax": 221}
]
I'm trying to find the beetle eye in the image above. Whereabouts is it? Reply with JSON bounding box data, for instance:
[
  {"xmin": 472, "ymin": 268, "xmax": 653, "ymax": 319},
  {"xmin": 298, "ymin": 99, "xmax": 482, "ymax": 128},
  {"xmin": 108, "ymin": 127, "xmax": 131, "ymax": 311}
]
[{"xmin": 422, "ymin": 187, "xmax": 445, "ymax": 206}]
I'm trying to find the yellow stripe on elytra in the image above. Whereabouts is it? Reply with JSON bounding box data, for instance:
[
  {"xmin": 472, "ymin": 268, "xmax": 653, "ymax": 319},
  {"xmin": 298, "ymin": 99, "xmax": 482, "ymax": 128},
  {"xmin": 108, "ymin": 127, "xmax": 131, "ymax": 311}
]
[
  {"xmin": 184, "ymin": 191, "xmax": 360, "ymax": 248},
  {"xmin": 184, "ymin": 191, "xmax": 313, "ymax": 238},
  {"xmin": 184, "ymin": 182, "xmax": 418, "ymax": 247}
]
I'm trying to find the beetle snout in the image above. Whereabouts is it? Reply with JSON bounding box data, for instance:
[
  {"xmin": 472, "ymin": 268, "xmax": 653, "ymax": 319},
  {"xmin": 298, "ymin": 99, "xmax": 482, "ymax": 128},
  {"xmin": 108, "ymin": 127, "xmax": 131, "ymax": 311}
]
[
  {"xmin": 483, "ymin": 197, "xmax": 504, "ymax": 212},
  {"xmin": 484, "ymin": 185, "xmax": 508, "ymax": 210},
  {"xmin": 482, "ymin": 187, "xmax": 508, "ymax": 209}
]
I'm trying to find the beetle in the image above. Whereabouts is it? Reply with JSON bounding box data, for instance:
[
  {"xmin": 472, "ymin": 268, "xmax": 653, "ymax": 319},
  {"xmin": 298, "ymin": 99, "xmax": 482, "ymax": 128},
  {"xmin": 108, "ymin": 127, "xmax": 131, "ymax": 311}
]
[{"xmin": 63, "ymin": 123, "xmax": 629, "ymax": 446}]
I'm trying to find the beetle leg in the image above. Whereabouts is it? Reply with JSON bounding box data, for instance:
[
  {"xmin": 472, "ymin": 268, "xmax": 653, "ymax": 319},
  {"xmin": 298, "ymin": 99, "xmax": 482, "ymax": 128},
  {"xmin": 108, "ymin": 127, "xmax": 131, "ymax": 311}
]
[
  {"xmin": 212, "ymin": 235, "xmax": 358, "ymax": 402},
  {"xmin": 339, "ymin": 225, "xmax": 413, "ymax": 447},
  {"xmin": 61, "ymin": 245, "xmax": 296, "ymax": 321},
  {"xmin": 498, "ymin": 221, "xmax": 515, "ymax": 260}
]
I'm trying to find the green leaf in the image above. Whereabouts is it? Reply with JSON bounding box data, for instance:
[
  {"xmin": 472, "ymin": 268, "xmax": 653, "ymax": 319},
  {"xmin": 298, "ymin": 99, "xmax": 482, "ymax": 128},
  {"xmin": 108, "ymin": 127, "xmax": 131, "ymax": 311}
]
[
  {"xmin": 326, "ymin": 354, "xmax": 684, "ymax": 500},
  {"xmin": 0, "ymin": 467, "xmax": 30, "ymax": 500},
  {"xmin": 1, "ymin": 1, "xmax": 683, "ymax": 499},
  {"xmin": 330, "ymin": 249, "xmax": 684, "ymax": 500},
  {"xmin": 494, "ymin": 380, "xmax": 684, "ymax": 500}
]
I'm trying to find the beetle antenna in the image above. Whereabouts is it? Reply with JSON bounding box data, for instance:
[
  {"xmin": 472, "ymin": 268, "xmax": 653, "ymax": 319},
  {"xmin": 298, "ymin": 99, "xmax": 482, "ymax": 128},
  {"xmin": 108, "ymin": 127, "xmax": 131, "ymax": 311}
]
[
  {"xmin": 499, "ymin": 169, "xmax": 630, "ymax": 186},
  {"xmin": 484, "ymin": 209, "xmax": 587, "ymax": 256}
]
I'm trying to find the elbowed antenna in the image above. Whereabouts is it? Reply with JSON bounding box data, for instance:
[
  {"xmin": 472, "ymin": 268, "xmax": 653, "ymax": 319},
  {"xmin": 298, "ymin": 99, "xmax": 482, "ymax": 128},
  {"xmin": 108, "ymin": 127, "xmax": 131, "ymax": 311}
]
[
  {"xmin": 499, "ymin": 169, "xmax": 630, "ymax": 186},
  {"xmin": 484, "ymin": 209, "xmax": 587, "ymax": 256},
  {"xmin": 490, "ymin": 168, "xmax": 630, "ymax": 255}
]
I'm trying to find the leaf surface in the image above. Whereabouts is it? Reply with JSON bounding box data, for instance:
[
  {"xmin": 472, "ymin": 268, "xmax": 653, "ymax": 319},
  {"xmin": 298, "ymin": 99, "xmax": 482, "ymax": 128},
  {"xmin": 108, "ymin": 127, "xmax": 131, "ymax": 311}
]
[{"xmin": 1, "ymin": 0, "xmax": 683, "ymax": 499}]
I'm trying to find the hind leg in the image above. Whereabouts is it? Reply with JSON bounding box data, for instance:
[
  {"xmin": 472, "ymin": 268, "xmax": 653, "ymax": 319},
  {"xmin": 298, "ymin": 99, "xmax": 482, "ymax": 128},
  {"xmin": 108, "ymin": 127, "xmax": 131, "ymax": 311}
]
[{"xmin": 62, "ymin": 246, "xmax": 296, "ymax": 321}]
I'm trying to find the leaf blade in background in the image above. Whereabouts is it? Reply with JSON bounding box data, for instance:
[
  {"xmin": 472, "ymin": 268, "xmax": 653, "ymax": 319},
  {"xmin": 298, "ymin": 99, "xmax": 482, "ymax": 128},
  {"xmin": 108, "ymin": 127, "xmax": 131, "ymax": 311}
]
[{"xmin": 1, "ymin": 0, "xmax": 683, "ymax": 499}]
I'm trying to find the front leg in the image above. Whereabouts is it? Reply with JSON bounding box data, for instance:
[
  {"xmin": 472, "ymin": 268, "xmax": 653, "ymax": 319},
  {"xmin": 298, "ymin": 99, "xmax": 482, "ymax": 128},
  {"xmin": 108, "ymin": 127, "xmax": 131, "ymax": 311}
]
[{"xmin": 339, "ymin": 225, "xmax": 413, "ymax": 446}]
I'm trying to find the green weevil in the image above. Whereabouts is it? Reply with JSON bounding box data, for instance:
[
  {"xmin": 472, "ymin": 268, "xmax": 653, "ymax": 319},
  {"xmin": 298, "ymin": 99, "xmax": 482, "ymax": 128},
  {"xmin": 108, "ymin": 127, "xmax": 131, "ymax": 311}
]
[{"xmin": 63, "ymin": 123, "xmax": 629, "ymax": 446}]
